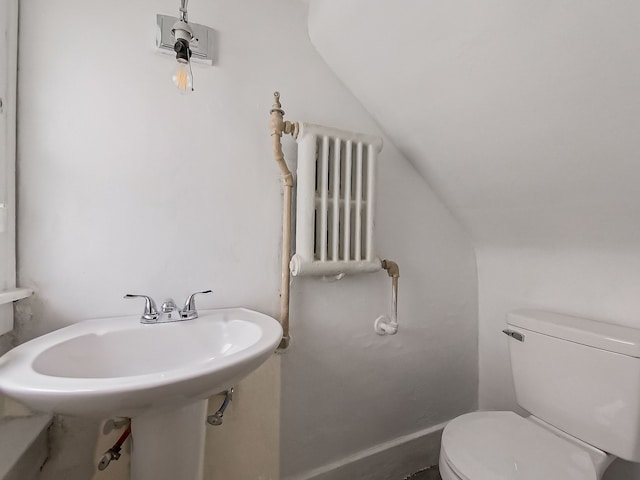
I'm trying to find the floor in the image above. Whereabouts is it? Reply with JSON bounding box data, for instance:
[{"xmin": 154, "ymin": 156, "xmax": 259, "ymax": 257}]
[{"xmin": 405, "ymin": 465, "xmax": 441, "ymax": 479}]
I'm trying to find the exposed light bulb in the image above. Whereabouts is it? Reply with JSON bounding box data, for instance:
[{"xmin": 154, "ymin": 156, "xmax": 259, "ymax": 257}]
[{"xmin": 172, "ymin": 58, "xmax": 193, "ymax": 94}]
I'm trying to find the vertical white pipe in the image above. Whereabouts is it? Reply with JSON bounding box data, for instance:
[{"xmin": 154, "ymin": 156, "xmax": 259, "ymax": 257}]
[
  {"xmin": 366, "ymin": 144, "xmax": 376, "ymax": 261},
  {"xmin": 354, "ymin": 142, "xmax": 363, "ymax": 261},
  {"xmin": 332, "ymin": 138, "xmax": 341, "ymax": 261},
  {"xmin": 319, "ymin": 136, "xmax": 329, "ymax": 261},
  {"xmin": 343, "ymin": 140, "xmax": 352, "ymax": 261}
]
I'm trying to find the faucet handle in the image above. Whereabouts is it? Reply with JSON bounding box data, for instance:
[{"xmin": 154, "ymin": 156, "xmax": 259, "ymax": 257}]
[
  {"xmin": 181, "ymin": 290, "xmax": 212, "ymax": 320},
  {"xmin": 124, "ymin": 294, "xmax": 160, "ymax": 323}
]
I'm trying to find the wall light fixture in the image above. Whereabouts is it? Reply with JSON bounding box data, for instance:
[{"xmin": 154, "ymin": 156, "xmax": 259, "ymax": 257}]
[
  {"xmin": 171, "ymin": 2, "xmax": 194, "ymax": 93},
  {"xmin": 156, "ymin": 0, "xmax": 215, "ymax": 94}
]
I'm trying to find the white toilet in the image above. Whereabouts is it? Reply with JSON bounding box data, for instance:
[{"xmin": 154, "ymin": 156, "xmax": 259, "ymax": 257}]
[{"xmin": 439, "ymin": 309, "xmax": 640, "ymax": 480}]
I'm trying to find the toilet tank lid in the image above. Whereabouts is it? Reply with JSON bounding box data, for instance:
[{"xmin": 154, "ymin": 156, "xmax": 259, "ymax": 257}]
[{"xmin": 507, "ymin": 309, "xmax": 640, "ymax": 357}]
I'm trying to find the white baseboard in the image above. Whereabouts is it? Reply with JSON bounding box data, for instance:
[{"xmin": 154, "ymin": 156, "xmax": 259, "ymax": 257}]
[{"xmin": 286, "ymin": 420, "xmax": 448, "ymax": 480}]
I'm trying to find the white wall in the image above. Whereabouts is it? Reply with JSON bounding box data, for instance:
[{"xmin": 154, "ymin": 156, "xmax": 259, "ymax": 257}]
[
  {"xmin": 306, "ymin": 0, "xmax": 640, "ymax": 250},
  {"xmin": 307, "ymin": 1, "xmax": 640, "ymax": 478},
  {"xmin": 282, "ymin": 140, "xmax": 477, "ymax": 478},
  {"xmin": 478, "ymin": 248, "xmax": 640, "ymax": 412},
  {"xmin": 477, "ymin": 247, "xmax": 640, "ymax": 478},
  {"xmin": 0, "ymin": 0, "xmax": 19, "ymax": 334},
  {"xmin": 15, "ymin": 0, "xmax": 478, "ymax": 478}
]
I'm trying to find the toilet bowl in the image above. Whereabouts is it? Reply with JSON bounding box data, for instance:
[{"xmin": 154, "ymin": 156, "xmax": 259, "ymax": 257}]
[
  {"xmin": 439, "ymin": 412, "xmax": 614, "ymax": 480},
  {"xmin": 438, "ymin": 309, "xmax": 640, "ymax": 480}
]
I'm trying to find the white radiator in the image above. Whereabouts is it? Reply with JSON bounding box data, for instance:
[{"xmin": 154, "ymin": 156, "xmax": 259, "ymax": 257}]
[{"xmin": 290, "ymin": 123, "xmax": 383, "ymax": 277}]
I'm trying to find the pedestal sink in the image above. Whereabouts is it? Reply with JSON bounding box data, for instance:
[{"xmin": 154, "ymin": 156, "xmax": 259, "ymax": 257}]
[{"xmin": 0, "ymin": 308, "xmax": 283, "ymax": 480}]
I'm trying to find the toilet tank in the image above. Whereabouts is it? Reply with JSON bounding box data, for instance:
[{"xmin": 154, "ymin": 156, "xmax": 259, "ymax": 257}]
[{"xmin": 506, "ymin": 309, "xmax": 640, "ymax": 461}]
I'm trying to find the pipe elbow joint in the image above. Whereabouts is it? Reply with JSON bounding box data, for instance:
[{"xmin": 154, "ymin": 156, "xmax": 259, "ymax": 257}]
[
  {"xmin": 381, "ymin": 259, "xmax": 400, "ymax": 278},
  {"xmin": 283, "ymin": 173, "xmax": 294, "ymax": 187},
  {"xmin": 375, "ymin": 315, "xmax": 398, "ymax": 335},
  {"xmin": 283, "ymin": 121, "xmax": 299, "ymax": 138},
  {"xmin": 278, "ymin": 334, "xmax": 291, "ymax": 350}
]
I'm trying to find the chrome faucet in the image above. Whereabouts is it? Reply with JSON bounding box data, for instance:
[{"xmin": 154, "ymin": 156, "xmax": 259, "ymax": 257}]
[{"xmin": 125, "ymin": 290, "xmax": 212, "ymax": 324}]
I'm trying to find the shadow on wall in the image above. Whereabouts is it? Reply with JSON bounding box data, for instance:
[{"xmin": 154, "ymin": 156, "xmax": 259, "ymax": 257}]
[
  {"xmin": 39, "ymin": 417, "xmax": 104, "ymax": 480},
  {"xmin": 604, "ymin": 460, "xmax": 640, "ymax": 480}
]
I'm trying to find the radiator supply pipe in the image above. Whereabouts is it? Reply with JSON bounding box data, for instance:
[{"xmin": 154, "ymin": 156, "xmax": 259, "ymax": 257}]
[
  {"xmin": 375, "ymin": 259, "xmax": 400, "ymax": 335},
  {"xmin": 269, "ymin": 91, "xmax": 299, "ymax": 349}
]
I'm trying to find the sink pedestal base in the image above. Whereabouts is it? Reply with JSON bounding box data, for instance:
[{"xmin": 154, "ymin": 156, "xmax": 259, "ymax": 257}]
[{"xmin": 130, "ymin": 400, "xmax": 208, "ymax": 480}]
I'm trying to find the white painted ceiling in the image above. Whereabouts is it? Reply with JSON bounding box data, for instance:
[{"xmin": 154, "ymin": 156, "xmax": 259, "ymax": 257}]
[{"xmin": 307, "ymin": 0, "xmax": 640, "ymax": 248}]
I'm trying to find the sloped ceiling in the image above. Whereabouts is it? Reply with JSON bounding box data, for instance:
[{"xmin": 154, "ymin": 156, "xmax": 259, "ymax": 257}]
[{"xmin": 308, "ymin": 0, "xmax": 640, "ymax": 248}]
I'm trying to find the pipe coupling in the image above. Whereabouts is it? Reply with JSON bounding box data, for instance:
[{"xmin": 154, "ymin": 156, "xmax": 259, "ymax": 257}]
[{"xmin": 381, "ymin": 259, "xmax": 400, "ymax": 278}]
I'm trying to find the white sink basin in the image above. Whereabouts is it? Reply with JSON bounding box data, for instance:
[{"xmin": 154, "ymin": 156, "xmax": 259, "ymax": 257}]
[{"xmin": 0, "ymin": 308, "xmax": 282, "ymax": 418}]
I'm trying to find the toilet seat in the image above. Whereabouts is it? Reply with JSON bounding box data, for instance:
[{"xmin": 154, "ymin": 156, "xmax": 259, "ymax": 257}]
[{"xmin": 440, "ymin": 411, "xmax": 599, "ymax": 480}]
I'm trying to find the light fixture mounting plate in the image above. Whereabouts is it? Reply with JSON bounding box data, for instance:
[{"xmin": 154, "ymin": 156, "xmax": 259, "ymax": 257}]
[{"xmin": 156, "ymin": 14, "xmax": 215, "ymax": 65}]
